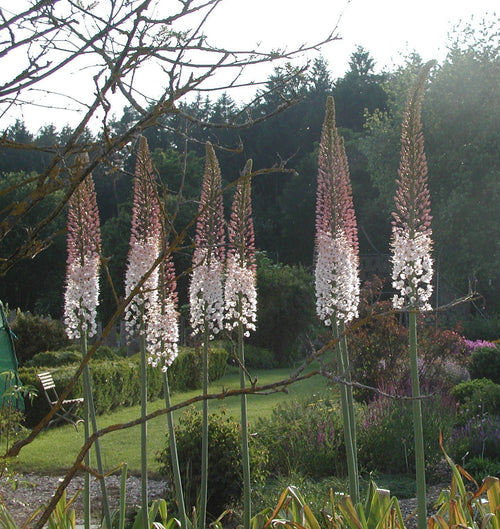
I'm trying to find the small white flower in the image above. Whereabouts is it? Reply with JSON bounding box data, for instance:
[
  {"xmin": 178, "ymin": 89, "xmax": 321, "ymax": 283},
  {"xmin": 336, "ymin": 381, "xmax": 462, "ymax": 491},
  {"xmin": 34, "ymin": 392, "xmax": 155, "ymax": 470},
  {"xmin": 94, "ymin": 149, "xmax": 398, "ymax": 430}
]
[
  {"xmin": 391, "ymin": 228, "xmax": 433, "ymax": 310},
  {"xmin": 315, "ymin": 228, "xmax": 360, "ymax": 324}
]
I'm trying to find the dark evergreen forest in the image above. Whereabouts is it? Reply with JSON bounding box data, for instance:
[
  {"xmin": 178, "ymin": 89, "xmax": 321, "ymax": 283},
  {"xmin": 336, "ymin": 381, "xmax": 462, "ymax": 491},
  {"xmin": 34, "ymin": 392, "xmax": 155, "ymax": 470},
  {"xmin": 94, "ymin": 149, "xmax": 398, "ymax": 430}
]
[{"xmin": 0, "ymin": 24, "xmax": 498, "ymax": 329}]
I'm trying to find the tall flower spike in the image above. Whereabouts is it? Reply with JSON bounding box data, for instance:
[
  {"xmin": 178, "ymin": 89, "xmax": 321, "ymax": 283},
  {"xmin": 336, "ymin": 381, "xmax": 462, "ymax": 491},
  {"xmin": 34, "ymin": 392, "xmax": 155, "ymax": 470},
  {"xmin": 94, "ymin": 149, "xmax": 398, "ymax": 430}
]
[
  {"xmin": 225, "ymin": 159, "xmax": 257, "ymax": 337},
  {"xmin": 391, "ymin": 61, "xmax": 435, "ymax": 311},
  {"xmin": 315, "ymin": 95, "xmax": 360, "ymax": 325},
  {"xmin": 189, "ymin": 142, "xmax": 225, "ymax": 338},
  {"xmin": 148, "ymin": 252, "xmax": 179, "ymax": 372},
  {"xmin": 124, "ymin": 136, "xmax": 162, "ymax": 340},
  {"xmin": 64, "ymin": 154, "xmax": 101, "ymax": 339}
]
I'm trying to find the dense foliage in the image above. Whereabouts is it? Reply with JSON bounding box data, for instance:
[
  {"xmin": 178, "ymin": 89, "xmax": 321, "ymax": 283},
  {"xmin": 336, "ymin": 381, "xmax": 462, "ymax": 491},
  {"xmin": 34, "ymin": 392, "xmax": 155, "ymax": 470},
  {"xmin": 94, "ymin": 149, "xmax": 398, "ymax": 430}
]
[
  {"xmin": 254, "ymin": 393, "xmax": 347, "ymax": 478},
  {"xmin": 157, "ymin": 407, "xmax": 269, "ymax": 518},
  {"xmin": 11, "ymin": 312, "xmax": 70, "ymax": 364}
]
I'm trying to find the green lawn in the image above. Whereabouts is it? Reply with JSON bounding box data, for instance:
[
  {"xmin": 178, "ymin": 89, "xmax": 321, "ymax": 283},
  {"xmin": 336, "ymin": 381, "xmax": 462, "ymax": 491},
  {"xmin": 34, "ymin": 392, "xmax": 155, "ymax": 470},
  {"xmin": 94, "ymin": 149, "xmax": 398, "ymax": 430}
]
[{"xmin": 11, "ymin": 364, "xmax": 331, "ymax": 475}]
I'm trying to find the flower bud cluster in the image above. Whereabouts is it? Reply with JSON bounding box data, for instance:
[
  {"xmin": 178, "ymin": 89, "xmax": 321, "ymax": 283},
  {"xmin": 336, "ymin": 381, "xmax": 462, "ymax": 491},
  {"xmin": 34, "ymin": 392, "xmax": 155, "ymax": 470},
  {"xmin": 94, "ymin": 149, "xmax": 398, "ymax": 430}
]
[
  {"xmin": 315, "ymin": 229, "xmax": 359, "ymax": 325},
  {"xmin": 147, "ymin": 258, "xmax": 179, "ymax": 371},
  {"xmin": 224, "ymin": 255, "xmax": 257, "ymax": 337},
  {"xmin": 148, "ymin": 297, "xmax": 179, "ymax": 372},
  {"xmin": 224, "ymin": 162, "xmax": 257, "ymax": 336},
  {"xmin": 124, "ymin": 237, "xmax": 160, "ymax": 338},
  {"xmin": 64, "ymin": 254, "xmax": 100, "ymax": 339},
  {"xmin": 124, "ymin": 137, "xmax": 164, "ymax": 358},
  {"xmin": 189, "ymin": 143, "xmax": 226, "ymax": 340},
  {"xmin": 64, "ymin": 164, "xmax": 101, "ymax": 340},
  {"xmin": 391, "ymin": 228, "xmax": 433, "ymax": 310},
  {"xmin": 189, "ymin": 247, "xmax": 225, "ymax": 339}
]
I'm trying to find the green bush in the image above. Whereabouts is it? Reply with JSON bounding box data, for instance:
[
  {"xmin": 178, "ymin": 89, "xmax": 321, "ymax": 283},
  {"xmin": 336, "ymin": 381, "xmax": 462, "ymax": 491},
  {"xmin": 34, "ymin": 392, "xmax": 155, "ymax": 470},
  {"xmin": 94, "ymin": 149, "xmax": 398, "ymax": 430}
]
[
  {"xmin": 28, "ymin": 346, "xmax": 121, "ymax": 368},
  {"xmin": 217, "ymin": 340, "xmax": 277, "ymax": 369},
  {"xmin": 156, "ymin": 407, "xmax": 268, "ymax": 518},
  {"xmin": 358, "ymin": 384, "xmax": 456, "ymax": 477},
  {"xmin": 11, "ymin": 312, "xmax": 70, "ymax": 364},
  {"xmin": 92, "ymin": 345, "xmax": 121, "ymax": 361},
  {"xmin": 19, "ymin": 346, "xmax": 227, "ymax": 426},
  {"xmin": 464, "ymin": 456, "xmax": 500, "ymax": 481},
  {"xmin": 254, "ymin": 393, "xmax": 347, "ymax": 478},
  {"xmin": 452, "ymin": 378, "xmax": 500, "ymax": 426},
  {"xmin": 249, "ymin": 253, "xmax": 315, "ymax": 366},
  {"xmin": 452, "ymin": 378, "xmax": 495, "ymax": 404},
  {"xmin": 28, "ymin": 349, "xmax": 81, "ymax": 367},
  {"xmin": 468, "ymin": 346, "xmax": 500, "ymax": 383}
]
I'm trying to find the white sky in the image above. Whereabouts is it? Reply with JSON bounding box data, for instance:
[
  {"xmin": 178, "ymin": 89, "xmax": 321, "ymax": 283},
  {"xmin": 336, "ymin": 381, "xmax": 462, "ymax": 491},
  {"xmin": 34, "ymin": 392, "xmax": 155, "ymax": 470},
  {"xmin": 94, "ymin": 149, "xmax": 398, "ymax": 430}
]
[
  {"xmin": 206, "ymin": 0, "xmax": 498, "ymax": 77},
  {"xmin": 3, "ymin": 0, "xmax": 498, "ymax": 133}
]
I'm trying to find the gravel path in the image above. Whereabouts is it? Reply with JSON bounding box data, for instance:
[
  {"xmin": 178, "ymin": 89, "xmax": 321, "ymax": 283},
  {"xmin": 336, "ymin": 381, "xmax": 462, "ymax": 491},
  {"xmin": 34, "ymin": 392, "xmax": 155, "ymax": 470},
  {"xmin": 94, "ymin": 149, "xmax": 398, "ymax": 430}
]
[
  {"xmin": 1, "ymin": 472, "xmax": 445, "ymax": 528},
  {"xmin": 0, "ymin": 472, "xmax": 168, "ymax": 527}
]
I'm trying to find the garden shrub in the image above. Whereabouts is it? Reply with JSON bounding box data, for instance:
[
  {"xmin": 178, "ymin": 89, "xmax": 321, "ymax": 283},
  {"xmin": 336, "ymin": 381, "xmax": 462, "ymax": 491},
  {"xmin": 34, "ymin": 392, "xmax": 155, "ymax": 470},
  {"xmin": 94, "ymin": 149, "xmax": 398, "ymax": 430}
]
[
  {"xmin": 240, "ymin": 343, "xmax": 276, "ymax": 369},
  {"xmin": 452, "ymin": 378, "xmax": 500, "ymax": 426},
  {"xmin": 357, "ymin": 381, "xmax": 456, "ymax": 477},
  {"xmin": 11, "ymin": 312, "xmax": 70, "ymax": 364},
  {"xmin": 28, "ymin": 349, "xmax": 81, "ymax": 367},
  {"xmin": 468, "ymin": 346, "xmax": 500, "ymax": 383},
  {"xmin": 92, "ymin": 345, "xmax": 121, "ymax": 361},
  {"xmin": 451, "ymin": 414, "xmax": 500, "ymax": 462},
  {"xmin": 249, "ymin": 252, "xmax": 315, "ymax": 366},
  {"xmin": 452, "ymin": 378, "xmax": 497, "ymax": 404},
  {"xmin": 156, "ymin": 407, "xmax": 268, "ymax": 517},
  {"xmin": 347, "ymin": 299, "xmax": 408, "ymax": 403},
  {"xmin": 348, "ymin": 278, "xmax": 470, "ymax": 402},
  {"xmin": 254, "ymin": 393, "xmax": 347, "ymax": 478},
  {"xmin": 464, "ymin": 456, "xmax": 500, "ymax": 481},
  {"xmin": 218, "ymin": 340, "xmax": 276, "ymax": 369}
]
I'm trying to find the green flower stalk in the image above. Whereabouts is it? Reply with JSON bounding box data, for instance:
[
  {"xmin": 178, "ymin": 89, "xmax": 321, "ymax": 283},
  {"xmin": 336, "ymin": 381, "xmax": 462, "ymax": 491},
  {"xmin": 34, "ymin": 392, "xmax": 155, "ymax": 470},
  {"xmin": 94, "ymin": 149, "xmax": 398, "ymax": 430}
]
[
  {"xmin": 390, "ymin": 60, "xmax": 436, "ymax": 529},
  {"xmin": 314, "ymin": 96, "xmax": 360, "ymax": 503},
  {"xmin": 224, "ymin": 159, "xmax": 256, "ymax": 529},
  {"xmin": 124, "ymin": 136, "xmax": 162, "ymax": 529},
  {"xmin": 63, "ymin": 154, "xmax": 111, "ymax": 529},
  {"xmin": 151, "ymin": 252, "xmax": 188, "ymax": 529},
  {"xmin": 189, "ymin": 142, "xmax": 225, "ymax": 529}
]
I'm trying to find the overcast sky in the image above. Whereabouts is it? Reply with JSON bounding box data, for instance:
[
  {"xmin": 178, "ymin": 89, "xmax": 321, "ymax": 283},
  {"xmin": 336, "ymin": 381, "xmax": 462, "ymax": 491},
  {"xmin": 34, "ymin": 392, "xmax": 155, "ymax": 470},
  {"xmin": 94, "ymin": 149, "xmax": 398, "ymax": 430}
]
[
  {"xmin": 3, "ymin": 0, "xmax": 498, "ymax": 133},
  {"xmin": 206, "ymin": 0, "xmax": 498, "ymax": 77}
]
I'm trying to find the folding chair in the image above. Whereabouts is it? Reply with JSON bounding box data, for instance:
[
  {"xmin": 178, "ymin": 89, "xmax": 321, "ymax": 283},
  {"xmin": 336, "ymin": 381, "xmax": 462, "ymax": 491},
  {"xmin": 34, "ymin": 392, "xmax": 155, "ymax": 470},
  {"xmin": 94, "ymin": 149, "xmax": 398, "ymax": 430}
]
[{"xmin": 37, "ymin": 372, "xmax": 84, "ymax": 430}]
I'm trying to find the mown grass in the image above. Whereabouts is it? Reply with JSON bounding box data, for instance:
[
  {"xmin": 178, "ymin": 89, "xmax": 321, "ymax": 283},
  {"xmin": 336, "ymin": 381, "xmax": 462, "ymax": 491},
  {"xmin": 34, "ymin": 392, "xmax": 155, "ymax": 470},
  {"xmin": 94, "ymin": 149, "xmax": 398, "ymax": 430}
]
[{"xmin": 10, "ymin": 364, "xmax": 331, "ymax": 475}]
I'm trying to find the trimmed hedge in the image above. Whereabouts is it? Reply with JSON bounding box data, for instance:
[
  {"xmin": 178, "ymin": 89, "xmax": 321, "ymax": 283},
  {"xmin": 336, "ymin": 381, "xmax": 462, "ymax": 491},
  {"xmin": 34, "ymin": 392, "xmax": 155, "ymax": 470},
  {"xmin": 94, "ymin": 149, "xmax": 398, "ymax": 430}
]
[
  {"xmin": 19, "ymin": 346, "xmax": 227, "ymax": 427},
  {"xmin": 28, "ymin": 346, "xmax": 123, "ymax": 367}
]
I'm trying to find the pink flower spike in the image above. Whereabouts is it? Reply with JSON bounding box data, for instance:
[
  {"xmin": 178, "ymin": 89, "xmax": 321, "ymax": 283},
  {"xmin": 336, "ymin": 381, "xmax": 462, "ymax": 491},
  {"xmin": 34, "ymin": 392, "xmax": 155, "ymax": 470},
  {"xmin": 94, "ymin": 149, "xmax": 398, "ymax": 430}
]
[
  {"xmin": 64, "ymin": 154, "xmax": 101, "ymax": 340},
  {"xmin": 314, "ymin": 96, "xmax": 360, "ymax": 325},
  {"xmin": 148, "ymin": 254, "xmax": 179, "ymax": 371},
  {"xmin": 189, "ymin": 142, "xmax": 225, "ymax": 338},
  {"xmin": 124, "ymin": 136, "xmax": 162, "ymax": 339},
  {"xmin": 391, "ymin": 61, "xmax": 435, "ymax": 311},
  {"xmin": 225, "ymin": 159, "xmax": 257, "ymax": 335}
]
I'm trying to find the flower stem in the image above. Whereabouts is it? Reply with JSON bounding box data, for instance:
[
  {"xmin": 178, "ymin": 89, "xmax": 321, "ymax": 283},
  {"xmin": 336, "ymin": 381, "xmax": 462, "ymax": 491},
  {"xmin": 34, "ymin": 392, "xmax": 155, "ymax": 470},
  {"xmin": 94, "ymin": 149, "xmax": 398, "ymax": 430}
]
[
  {"xmin": 238, "ymin": 308, "xmax": 251, "ymax": 529},
  {"xmin": 83, "ymin": 380, "xmax": 90, "ymax": 529},
  {"xmin": 140, "ymin": 329, "xmax": 149, "ymax": 529},
  {"xmin": 199, "ymin": 324, "xmax": 209, "ymax": 529},
  {"xmin": 338, "ymin": 319, "xmax": 359, "ymax": 503},
  {"xmin": 81, "ymin": 332, "xmax": 111, "ymax": 528},
  {"xmin": 333, "ymin": 322, "xmax": 358, "ymax": 504},
  {"xmin": 164, "ymin": 372, "xmax": 188, "ymax": 529},
  {"xmin": 409, "ymin": 310, "xmax": 427, "ymax": 529}
]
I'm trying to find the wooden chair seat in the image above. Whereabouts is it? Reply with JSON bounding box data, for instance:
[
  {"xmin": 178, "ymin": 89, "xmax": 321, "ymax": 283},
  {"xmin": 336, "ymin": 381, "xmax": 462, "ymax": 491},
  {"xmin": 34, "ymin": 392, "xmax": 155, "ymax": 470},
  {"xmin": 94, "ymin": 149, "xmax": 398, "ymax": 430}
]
[{"xmin": 37, "ymin": 372, "xmax": 84, "ymax": 430}]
